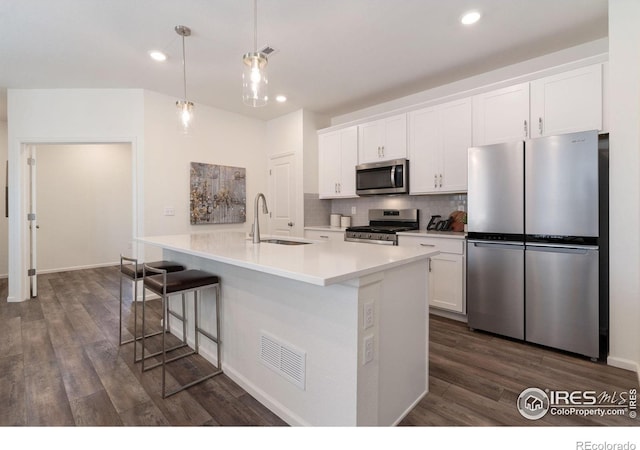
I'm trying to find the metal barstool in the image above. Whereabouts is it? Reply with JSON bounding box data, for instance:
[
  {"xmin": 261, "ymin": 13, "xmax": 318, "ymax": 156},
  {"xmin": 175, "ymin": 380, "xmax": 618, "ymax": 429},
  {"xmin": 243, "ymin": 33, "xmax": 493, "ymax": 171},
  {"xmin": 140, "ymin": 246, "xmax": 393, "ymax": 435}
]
[
  {"xmin": 141, "ymin": 265, "xmax": 222, "ymax": 398},
  {"xmin": 119, "ymin": 255, "xmax": 185, "ymax": 363}
]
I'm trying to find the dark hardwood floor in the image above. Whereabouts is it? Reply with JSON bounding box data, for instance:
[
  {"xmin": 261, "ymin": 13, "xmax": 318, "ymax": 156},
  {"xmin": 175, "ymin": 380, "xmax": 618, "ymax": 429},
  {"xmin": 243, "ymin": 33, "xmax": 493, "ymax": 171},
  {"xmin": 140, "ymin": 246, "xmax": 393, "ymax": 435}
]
[{"xmin": 0, "ymin": 266, "xmax": 637, "ymax": 427}]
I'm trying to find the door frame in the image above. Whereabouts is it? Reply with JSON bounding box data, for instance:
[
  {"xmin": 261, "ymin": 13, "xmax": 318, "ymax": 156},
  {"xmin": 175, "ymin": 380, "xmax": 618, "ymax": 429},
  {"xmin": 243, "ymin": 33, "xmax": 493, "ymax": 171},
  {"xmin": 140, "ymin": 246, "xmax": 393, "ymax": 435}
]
[{"xmin": 11, "ymin": 137, "xmax": 141, "ymax": 302}]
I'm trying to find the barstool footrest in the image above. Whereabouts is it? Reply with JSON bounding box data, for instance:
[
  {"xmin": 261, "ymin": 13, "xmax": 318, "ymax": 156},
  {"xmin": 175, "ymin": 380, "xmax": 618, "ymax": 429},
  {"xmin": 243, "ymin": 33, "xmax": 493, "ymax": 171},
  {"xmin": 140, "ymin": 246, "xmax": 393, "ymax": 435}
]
[
  {"xmin": 163, "ymin": 368, "xmax": 223, "ymax": 398},
  {"xmin": 138, "ymin": 340, "xmax": 190, "ymax": 365},
  {"xmin": 142, "ymin": 349, "xmax": 197, "ymax": 372}
]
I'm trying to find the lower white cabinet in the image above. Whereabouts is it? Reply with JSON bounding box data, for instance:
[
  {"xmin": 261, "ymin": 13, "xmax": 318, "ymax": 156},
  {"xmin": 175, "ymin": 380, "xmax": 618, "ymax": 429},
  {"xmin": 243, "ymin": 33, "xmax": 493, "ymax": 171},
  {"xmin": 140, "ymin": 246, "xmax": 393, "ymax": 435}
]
[
  {"xmin": 304, "ymin": 228, "xmax": 345, "ymax": 242},
  {"xmin": 398, "ymin": 234, "xmax": 466, "ymax": 314}
]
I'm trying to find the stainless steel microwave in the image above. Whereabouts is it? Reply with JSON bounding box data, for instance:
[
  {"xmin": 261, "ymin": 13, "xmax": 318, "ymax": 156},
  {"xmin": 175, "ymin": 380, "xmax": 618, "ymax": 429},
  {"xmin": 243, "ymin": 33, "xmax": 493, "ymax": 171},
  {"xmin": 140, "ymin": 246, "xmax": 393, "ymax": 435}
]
[{"xmin": 355, "ymin": 158, "xmax": 409, "ymax": 195}]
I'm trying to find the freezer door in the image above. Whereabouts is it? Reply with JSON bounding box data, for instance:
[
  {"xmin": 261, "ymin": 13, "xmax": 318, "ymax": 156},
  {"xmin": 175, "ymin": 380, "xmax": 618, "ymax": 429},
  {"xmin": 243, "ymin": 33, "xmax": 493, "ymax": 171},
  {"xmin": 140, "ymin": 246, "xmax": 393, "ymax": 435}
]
[
  {"xmin": 468, "ymin": 141, "xmax": 524, "ymax": 235},
  {"xmin": 525, "ymin": 245, "xmax": 599, "ymax": 358},
  {"xmin": 467, "ymin": 241, "xmax": 525, "ymax": 340},
  {"xmin": 525, "ymin": 130, "xmax": 599, "ymax": 237}
]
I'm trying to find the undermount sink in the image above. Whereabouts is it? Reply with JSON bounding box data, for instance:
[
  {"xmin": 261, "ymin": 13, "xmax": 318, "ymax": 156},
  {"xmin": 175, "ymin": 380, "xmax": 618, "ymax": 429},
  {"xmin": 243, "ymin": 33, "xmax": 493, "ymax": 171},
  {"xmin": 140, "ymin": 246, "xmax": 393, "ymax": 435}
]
[{"xmin": 261, "ymin": 239, "xmax": 311, "ymax": 245}]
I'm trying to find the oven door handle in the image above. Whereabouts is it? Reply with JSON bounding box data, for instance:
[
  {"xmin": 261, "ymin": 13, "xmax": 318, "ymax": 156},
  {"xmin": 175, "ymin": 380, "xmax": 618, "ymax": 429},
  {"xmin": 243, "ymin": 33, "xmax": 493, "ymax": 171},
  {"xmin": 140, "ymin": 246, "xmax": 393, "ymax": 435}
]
[{"xmin": 390, "ymin": 165, "xmax": 396, "ymax": 187}]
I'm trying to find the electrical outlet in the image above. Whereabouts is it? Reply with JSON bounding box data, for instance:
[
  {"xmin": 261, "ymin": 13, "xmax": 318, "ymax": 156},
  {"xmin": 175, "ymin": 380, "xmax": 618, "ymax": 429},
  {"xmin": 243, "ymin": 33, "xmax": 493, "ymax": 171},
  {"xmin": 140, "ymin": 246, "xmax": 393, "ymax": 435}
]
[
  {"xmin": 363, "ymin": 335, "xmax": 374, "ymax": 365},
  {"xmin": 363, "ymin": 301, "xmax": 374, "ymax": 329},
  {"xmin": 351, "ymin": 206, "xmax": 357, "ymax": 215},
  {"xmin": 164, "ymin": 207, "xmax": 175, "ymax": 216}
]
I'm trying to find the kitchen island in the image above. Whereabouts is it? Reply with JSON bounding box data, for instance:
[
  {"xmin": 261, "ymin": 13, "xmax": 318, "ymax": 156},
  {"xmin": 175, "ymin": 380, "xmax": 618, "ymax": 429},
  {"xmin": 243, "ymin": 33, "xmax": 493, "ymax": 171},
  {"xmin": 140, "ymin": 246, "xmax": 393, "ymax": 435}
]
[{"xmin": 137, "ymin": 231, "xmax": 436, "ymax": 426}]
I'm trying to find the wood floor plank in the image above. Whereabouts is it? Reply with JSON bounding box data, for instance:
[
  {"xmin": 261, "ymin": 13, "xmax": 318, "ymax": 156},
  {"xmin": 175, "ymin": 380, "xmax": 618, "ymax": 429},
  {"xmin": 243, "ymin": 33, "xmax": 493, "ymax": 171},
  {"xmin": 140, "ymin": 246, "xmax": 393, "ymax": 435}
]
[
  {"xmin": 119, "ymin": 400, "xmax": 170, "ymax": 426},
  {"xmin": 0, "ymin": 354, "xmax": 26, "ymax": 425},
  {"xmin": 54, "ymin": 344, "xmax": 105, "ymax": 401},
  {"xmin": 0, "ymin": 316, "xmax": 23, "ymax": 358},
  {"xmin": 21, "ymin": 318, "xmax": 57, "ymax": 368},
  {"xmin": 24, "ymin": 361, "xmax": 75, "ymax": 426},
  {"xmin": 70, "ymin": 389, "xmax": 123, "ymax": 426}
]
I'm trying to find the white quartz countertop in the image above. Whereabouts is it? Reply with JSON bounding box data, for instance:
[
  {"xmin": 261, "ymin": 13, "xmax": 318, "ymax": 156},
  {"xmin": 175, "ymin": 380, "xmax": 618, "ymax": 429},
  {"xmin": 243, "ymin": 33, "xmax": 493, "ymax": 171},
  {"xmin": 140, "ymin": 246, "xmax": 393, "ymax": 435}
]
[{"xmin": 138, "ymin": 231, "xmax": 437, "ymax": 286}]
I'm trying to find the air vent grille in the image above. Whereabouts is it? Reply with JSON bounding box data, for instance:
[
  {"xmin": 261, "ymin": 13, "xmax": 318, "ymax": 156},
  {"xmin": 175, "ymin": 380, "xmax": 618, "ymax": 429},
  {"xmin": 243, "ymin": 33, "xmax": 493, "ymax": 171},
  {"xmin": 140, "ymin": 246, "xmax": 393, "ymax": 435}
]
[
  {"xmin": 260, "ymin": 333, "xmax": 306, "ymax": 390},
  {"xmin": 259, "ymin": 45, "xmax": 278, "ymax": 56}
]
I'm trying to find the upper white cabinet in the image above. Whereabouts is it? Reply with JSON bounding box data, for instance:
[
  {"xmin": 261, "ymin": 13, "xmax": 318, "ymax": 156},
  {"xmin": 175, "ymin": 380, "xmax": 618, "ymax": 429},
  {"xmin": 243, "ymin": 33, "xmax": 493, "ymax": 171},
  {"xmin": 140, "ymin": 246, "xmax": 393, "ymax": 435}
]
[
  {"xmin": 409, "ymin": 97, "xmax": 472, "ymax": 194},
  {"xmin": 318, "ymin": 126, "xmax": 358, "ymax": 199},
  {"xmin": 530, "ymin": 64, "xmax": 603, "ymax": 137},
  {"xmin": 473, "ymin": 82, "xmax": 530, "ymax": 146},
  {"xmin": 358, "ymin": 113, "xmax": 407, "ymax": 163}
]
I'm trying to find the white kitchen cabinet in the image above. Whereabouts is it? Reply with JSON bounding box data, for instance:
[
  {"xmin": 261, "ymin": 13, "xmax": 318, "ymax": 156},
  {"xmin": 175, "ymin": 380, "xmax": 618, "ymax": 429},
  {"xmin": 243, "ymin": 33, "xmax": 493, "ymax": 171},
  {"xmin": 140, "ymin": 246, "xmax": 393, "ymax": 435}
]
[
  {"xmin": 318, "ymin": 126, "xmax": 358, "ymax": 199},
  {"xmin": 530, "ymin": 64, "xmax": 603, "ymax": 137},
  {"xmin": 408, "ymin": 97, "xmax": 472, "ymax": 194},
  {"xmin": 472, "ymin": 82, "xmax": 530, "ymax": 146},
  {"xmin": 398, "ymin": 234, "xmax": 466, "ymax": 314},
  {"xmin": 304, "ymin": 228, "xmax": 345, "ymax": 242},
  {"xmin": 358, "ymin": 113, "xmax": 407, "ymax": 163}
]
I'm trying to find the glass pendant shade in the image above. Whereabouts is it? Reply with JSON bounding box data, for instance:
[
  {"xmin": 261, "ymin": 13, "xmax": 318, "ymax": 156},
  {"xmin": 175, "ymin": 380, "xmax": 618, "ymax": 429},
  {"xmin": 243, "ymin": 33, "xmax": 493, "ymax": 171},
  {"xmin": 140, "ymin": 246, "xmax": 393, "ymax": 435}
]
[
  {"xmin": 242, "ymin": 52, "xmax": 268, "ymax": 107},
  {"xmin": 176, "ymin": 100, "xmax": 195, "ymax": 134}
]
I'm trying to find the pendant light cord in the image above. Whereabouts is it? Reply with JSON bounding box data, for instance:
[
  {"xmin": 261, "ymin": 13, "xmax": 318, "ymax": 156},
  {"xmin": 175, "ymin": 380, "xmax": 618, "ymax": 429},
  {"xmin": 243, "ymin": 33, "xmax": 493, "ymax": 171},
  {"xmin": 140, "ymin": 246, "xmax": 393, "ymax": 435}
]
[
  {"xmin": 182, "ymin": 34, "xmax": 188, "ymax": 101},
  {"xmin": 253, "ymin": 0, "xmax": 258, "ymax": 52}
]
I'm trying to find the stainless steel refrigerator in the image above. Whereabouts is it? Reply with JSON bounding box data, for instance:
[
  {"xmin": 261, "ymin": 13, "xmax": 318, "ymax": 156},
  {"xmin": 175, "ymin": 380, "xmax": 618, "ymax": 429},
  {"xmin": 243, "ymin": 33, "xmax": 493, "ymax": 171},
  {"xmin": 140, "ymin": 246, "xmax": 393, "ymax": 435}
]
[{"xmin": 466, "ymin": 130, "xmax": 609, "ymax": 360}]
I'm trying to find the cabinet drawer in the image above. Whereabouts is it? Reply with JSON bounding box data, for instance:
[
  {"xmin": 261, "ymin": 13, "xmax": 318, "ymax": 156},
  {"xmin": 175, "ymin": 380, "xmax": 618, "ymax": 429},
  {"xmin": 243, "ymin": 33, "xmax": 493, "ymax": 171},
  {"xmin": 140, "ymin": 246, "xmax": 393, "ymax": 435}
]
[
  {"xmin": 304, "ymin": 229, "xmax": 345, "ymax": 242},
  {"xmin": 398, "ymin": 235, "xmax": 465, "ymax": 254}
]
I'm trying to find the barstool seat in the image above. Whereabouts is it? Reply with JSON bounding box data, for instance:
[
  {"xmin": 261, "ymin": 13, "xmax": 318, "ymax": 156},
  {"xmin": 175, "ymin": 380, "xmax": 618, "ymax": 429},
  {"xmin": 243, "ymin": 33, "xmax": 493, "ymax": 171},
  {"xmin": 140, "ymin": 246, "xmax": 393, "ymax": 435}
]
[
  {"xmin": 141, "ymin": 266, "xmax": 222, "ymax": 398},
  {"xmin": 119, "ymin": 256, "xmax": 185, "ymax": 364}
]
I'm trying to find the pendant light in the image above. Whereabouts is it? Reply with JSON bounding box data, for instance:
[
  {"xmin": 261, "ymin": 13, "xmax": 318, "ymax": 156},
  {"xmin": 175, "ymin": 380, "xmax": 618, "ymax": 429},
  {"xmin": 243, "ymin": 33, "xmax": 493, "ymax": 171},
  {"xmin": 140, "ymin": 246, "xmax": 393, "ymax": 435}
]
[
  {"xmin": 175, "ymin": 25, "xmax": 194, "ymax": 133},
  {"xmin": 242, "ymin": 0, "xmax": 268, "ymax": 107}
]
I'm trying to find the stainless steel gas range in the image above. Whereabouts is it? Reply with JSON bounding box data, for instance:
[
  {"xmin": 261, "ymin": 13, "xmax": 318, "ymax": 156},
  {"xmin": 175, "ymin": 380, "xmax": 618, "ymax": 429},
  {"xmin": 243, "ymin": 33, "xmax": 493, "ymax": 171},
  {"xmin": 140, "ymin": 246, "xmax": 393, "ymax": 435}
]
[{"xmin": 345, "ymin": 209, "xmax": 419, "ymax": 245}]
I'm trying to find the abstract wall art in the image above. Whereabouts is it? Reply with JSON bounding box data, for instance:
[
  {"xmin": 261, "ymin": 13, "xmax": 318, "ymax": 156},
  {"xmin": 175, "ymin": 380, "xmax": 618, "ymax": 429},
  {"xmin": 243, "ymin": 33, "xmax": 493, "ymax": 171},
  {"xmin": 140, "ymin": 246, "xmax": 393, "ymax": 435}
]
[{"xmin": 190, "ymin": 162, "xmax": 246, "ymax": 224}]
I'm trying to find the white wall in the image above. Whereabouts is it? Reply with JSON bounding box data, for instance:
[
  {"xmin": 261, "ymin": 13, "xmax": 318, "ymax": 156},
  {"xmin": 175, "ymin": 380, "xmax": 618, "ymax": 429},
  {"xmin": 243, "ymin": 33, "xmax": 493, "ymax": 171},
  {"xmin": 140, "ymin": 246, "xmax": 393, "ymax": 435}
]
[
  {"xmin": 0, "ymin": 121, "xmax": 7, "ymax": 277},
  {"xmin": 330, "ymin": 38, "xmax": 608, "ymax": 126},
  {"xmin": 607, "ymin": 0, "xmax": 640, "ymax": 377},
  {"xmin": 142, "ymin": 90, "xmax": 266, "ymax": 261},
  {"xmin": 35, "ymin": 143, "xmax": 132, "ymax": 272}
]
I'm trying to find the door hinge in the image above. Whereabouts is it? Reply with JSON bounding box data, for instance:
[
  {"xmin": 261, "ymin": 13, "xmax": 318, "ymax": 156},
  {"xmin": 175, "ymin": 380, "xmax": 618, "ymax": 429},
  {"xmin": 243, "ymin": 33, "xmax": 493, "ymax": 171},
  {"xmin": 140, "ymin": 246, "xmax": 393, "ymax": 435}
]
[
  {"xmin": 27, "ymin": 213, "xmax": 36, "ymax": 221},
  {"xmin": 28, "ymin": 268, "xmax": 36, "ymax": 276},
  {"xmin": 27, "ymin": 158, "xmax": 36, "ymax": 166}
]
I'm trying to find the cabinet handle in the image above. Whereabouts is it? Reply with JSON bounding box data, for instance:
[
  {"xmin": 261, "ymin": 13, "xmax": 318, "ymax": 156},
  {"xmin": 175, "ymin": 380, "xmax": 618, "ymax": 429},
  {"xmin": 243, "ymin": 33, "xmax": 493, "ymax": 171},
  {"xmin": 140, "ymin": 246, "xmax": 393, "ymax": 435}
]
[
  {"xmin": 524, "ymin": 120, "xmax": 528, "ymax": 137},
  {"xmin": 320, "ymin": 235, "xmax": 329, "ymax": 239},
  {"xmin": 420, "ymin": 243, "xmax": 436, "ymax": 247},
  {"xmin": 377, "ymin": 146, "xmax": 381, "ymax": 158},
  {"xmin": 428, "ymin": 258, "xmax": 432, "ymax": 272},
  {"xmin": 434, "ymin": 174, "xmax": 437, "ymax": 188},
  {"xmin": 381, "ymin": 145, "xmax": 384, "ymax": 157},
  {"xmin": 338, "ymin": 183, "xmax": 341, "ymax": 193},
  {"xmin": 538, "ymin": 117, "xmax": 543, "ymax": 135},
  {"xmin": 439, "ymin": 174, "xmax": 443, "ymax": 188},
  {"xmin": 335, "ymin": 182, "xmax": 338, "ymax": 193}
]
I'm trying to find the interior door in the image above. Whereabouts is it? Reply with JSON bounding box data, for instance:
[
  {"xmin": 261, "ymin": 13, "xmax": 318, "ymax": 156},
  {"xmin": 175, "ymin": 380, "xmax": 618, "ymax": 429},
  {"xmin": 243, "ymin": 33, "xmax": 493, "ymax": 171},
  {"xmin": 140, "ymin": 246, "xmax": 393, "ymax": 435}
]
[{"xmin": 268, "ymin": 153, "xmax": 296, "ymax": 236}]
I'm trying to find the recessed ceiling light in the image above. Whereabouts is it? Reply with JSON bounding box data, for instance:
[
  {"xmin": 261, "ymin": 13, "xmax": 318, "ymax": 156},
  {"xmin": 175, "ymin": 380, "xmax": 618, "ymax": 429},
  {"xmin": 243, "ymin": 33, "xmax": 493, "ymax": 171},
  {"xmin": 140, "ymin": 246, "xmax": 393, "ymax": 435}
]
[
  {"xmin": 149, "ymin": 50, "xmax": 167, "ymax": 62},
  {"xmin": 275, "ymin": 95, "xmax": 287, "ymax": 103},
  {"xmin": 461, "ymin": 11, "xmax": 481, "ymax": 25}
]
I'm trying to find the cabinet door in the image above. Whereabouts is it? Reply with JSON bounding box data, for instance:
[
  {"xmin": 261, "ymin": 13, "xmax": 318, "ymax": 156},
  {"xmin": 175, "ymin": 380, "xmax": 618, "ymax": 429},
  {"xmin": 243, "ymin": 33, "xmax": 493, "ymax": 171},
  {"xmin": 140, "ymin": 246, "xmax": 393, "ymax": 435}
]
[
  {"xmin": 408, "ymin": 107, "xmax": 440, "ymax": 194},
  {"xmin": 318, "ymin": 132, "xmax": 342, "ymax": 198},
  {"xmin": 429, "ymin": 254, "xmax": 465, "ymax": 313},
  {"xmin": 530, "ymin": 64, "xmax": 602, "ymax": 137},
  {"xmin": 338, "ymin": 127, "xmax": 358, "ymax": 197},
  {"xmin": 473, "ymin": 82, "xmax": 530, "ymax": 145},
  {"xmin": 358, "ymin": 120, "xmax": 383, "ymax": 164},
  {"xmin": 440, "ymin": 98, "xmax": 472, "ymax": 193},
  {"xmin": 381, "ymin": 113, "xmax": 407, "ymax": 160}
]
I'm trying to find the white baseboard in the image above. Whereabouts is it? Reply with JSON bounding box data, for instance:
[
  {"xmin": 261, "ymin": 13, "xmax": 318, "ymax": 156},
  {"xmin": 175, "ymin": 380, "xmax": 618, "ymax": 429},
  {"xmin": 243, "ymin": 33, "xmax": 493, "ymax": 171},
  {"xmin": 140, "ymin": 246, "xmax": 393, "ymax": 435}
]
[
  {"xmin": 429, "ymin": 308, "xmax": 468, "ymax": 323},
  {"xmin": 607, "ymin": 355, "xmax": 640, "ymax": 385},
  {"xmin": 37, "ymin": 261, "xmax": 119, "ymax": 275}
]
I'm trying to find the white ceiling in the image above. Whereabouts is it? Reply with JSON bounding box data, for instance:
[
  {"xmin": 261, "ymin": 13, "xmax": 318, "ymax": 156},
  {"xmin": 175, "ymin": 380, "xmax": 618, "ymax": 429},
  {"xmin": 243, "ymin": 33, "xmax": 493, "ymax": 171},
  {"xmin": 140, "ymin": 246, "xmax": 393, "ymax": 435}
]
[{"xmin": 0, "ymin": 0, "xmax": 608, "ymax": 123}]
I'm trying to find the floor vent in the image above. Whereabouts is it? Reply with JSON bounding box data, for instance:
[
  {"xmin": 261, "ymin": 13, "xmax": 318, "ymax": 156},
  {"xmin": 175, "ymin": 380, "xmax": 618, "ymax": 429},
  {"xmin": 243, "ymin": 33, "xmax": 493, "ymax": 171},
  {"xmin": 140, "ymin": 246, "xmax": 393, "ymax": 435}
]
[{"xmin": 259, "ymin": 332, "xmax": 306, "ymax": 390}]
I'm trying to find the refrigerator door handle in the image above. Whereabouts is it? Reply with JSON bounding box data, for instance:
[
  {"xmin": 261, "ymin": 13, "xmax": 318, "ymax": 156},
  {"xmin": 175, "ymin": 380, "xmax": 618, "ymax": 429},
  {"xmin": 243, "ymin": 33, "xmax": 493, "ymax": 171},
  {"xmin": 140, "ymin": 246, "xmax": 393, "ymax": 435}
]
[
  {"xmin": 526, "ymin": 244, "xmax": 598, "ymax": 254},
  {"xmin": 469, "ymin": 241, "xmax": 524, "ymax": 250}
]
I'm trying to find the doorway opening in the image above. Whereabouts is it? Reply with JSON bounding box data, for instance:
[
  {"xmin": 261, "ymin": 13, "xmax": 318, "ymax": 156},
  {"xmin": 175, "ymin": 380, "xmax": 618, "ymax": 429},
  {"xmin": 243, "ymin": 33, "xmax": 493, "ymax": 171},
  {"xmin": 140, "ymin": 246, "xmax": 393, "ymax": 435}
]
[{"xmin": 27, "ymin": 143, "xmax": 133, "ymax": 297}]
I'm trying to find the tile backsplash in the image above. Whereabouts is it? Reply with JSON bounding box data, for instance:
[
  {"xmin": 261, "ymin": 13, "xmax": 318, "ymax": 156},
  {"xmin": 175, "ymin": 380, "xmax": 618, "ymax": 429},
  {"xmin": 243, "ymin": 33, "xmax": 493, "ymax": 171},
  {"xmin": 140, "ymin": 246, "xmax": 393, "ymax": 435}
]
[{"xmin": 305, "ymin": 193, "xmax": 466, "ymax": 228}]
